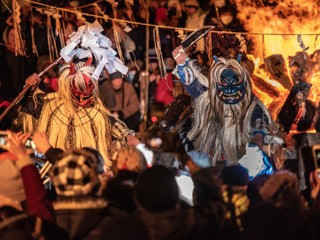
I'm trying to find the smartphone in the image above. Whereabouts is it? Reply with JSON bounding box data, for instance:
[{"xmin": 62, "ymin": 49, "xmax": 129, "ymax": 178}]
[
  {"xmin": 300, "ymin": 145, "xmax": 320, "ymax": 175},
  {"xmin": 0, "ymin": 131, "xmax": 36, "ymax": 150}
]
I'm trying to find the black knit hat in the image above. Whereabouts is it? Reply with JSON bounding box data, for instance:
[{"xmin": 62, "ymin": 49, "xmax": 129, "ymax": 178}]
[
  {"xmin": 220, "ymin": 165, "xmax": 249, "ymax": 186},
  {"xmin": 133, "ymin": 165, "xmax": 179, "ymax": 213}
]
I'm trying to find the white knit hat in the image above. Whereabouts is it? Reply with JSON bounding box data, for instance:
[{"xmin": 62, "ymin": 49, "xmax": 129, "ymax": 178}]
[
  {"xmin": 0, "ymin": 159, "xmax": 26, "ymax": 203},
  {"xmin": 167, "ymin": 0, "xmax": 180, "ymax": 10}
]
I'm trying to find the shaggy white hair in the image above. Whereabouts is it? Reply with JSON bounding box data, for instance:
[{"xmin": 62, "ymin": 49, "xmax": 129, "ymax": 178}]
[{"xmin": 187, "ymin": 57, "xmax": 254, "ymax": 165}]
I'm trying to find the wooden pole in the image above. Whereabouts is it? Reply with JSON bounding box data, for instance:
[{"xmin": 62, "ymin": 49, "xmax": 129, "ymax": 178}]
[
  {"xmin": 144, "ymin": 0, "xmax": 150, "ymax": 130},
  {"xmin": 0, "ymin": 56, "xmax": 63, "ymax": 123}
]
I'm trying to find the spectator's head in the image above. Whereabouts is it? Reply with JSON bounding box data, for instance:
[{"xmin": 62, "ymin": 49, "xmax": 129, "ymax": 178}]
[
  {"xmin": 0, "ymin": 159, "xmax": 26, "ymax": 205},
  {"xmin": 220, "ymin": 165, "xmax": 250, "ymax": 187},
  {"xmin": 220, "ymin": 5, "xmax": 236, "ymax": 26},
  {"xmin": 258, "ymin": 170, "xmax": 306, "ymax": 213},
  {"xmin": 18, "ymin": 0, "xmax": 31, "ymax": 18},
  {"xmin": 167, "ymin": 0, "xmax": 180, "ymax": 11},
  {"xmin": 109, "ymin": 71, "xmax": 124, "ymax": 91},
  {"xmin": 214, "ymin": 0, "xmax": 226, "ymax": 8},
  {"xmin": 150, "ymin": 0, "xmax": 159, "ymax": 10},
  {"xmin": 138, "ymin": 6, "xmax": 146, "ymax": 20},
  {"xmin": 149, "ymin": 49, "xmax": 159, "ymax": 72},
  {"xmin": 82, "ymin": 147, "xmax": 105, "ymax": 173},
  {"xmin": 195, "ymin": 51, "xmax": 205, "ymax": 66},
  {"xmin": 37, "ymin": 55, "xmax": 58, "ymax": 80},
  {"xmin": 154, "ymin": 152, "xmax": 180, "ymax": 176},
  {"xmin": 3, "ymin": 26, "xmax": 15, "ymax": 47},
  {"xmin": 192, "ymin": 167, "xmax": 224, "ymax": 205},
  {"xmin": 111, "ymin": 146, "xmax": 148, "ymax": 176},
  {"xmin": 49, "ymin": 149, "xmax": 102, "ymax": 197},
  {"xmin": 105, "ymin": 146, "xmax": 147, "ymax": 212},
  {"xmin": 168, "ymin": 8, "xmax": 180, "ymax": 27},
  {"xmin": 86, "ymin": 5, "xmax": 97, "ymax": 14},
  {"xmin": 105, "ymin": 30, "xmax": 116, "ymax": 49},
  {"xmin": 133, "ymin": 165, "xmax": 179, "ymax": 213},
  {"xmin": 165, "ymin": 57, "xmax": 175, "ymax": 71},
  {"xmin": 163, "ymin": 48, "xmax": 175, "ymax": 70},
  {"xmin": 246, "ymin": 174, "xmax": 270, "ymax": 205},
  {"xmin": 185, "ymin": 0, "xmax": 199, "ymax": 15},
  {"xmin": 64, "ymin": 21, "xmax": 77, "ymax": 40},
  {"xmin": 155, "ymin": 8, "xmax": 168, "ymax": 26},
  {"xmin": 32, "ymin": 10, "xmax": 46, "ymax": 29}
]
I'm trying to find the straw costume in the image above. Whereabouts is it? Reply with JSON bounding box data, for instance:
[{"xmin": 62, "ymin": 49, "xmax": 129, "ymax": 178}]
[
  {"xmin": 173, "ymin": 51, "xmax": 281, "ymax": 167},
  {"xmin": 16, "ymin": 56, "xmax": 134, "ymax": 168}
]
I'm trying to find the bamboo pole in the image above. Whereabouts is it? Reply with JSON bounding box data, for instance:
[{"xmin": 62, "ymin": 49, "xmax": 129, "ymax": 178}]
[{"xmin": 144, "ymin": 0, "xmax": 150, "ymax": 130}]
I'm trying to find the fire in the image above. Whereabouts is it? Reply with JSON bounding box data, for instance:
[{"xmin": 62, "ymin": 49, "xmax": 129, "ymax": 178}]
[
  {"xmin": 247, "ymin": 54, "xmax": 288, "ymax": 108},
  {"xmin": 230, "ymin": 0, "xmax": 320, "ymax": 119}
]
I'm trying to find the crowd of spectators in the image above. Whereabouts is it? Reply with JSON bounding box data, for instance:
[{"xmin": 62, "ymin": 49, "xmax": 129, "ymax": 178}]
[
  {"xmin": 3, "ymin": 1, "xmax": 320, "ymax": 240},
  {"xmin": 1, "ymin": 127, "xmax": 320, "ymax": 239}
]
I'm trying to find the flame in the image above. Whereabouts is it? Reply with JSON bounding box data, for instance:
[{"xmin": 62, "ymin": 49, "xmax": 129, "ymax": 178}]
[
  {"xmin": 231, "ymin": 0, "xmax": 320, "ymax": 116},
  {"xmin": 247, "ymin": 54, "xmax": 288, "ymax": 108}
]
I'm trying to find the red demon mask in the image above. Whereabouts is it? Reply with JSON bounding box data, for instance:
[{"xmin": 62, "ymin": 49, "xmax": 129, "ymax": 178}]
[{"xmin": 69, "ymin": 58, "xmax": 95, "ymax": 107}]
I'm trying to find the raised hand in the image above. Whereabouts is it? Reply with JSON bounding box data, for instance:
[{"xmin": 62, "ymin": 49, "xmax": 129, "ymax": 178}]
[
  {"xmin": 25, "ymin": 73, "xmax": 41, "ymax": 90},
  {"xmin": 172, "ymin": 46, "xmax": 188, "ymax": 65},
  {"xmin": 32, "ymin": 132, "xmax": 51, "ymax": 154},
  {"xmin": 2, "ymin": 130, "xmax": 31, "ymax": 159}
]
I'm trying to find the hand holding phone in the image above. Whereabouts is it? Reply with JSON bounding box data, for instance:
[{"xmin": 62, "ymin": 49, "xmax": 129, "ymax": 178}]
[
  {"xmin": 310, "ymin": 169, "xmax": 320, "ymax": 199},
  {"xmin": 1, "ymin": 130, "xmax": 34, "ymax": 159},
  {"xmin": 32, "ymin": 132, "xmax": 51, "ymax": 154}
]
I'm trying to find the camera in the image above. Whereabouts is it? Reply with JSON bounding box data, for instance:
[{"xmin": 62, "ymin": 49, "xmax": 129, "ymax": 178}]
[
  {"xmin": 144, "ymin": 125, "xmax": 184, "ymax": 153},
  {"xmin": 300, "ymin": 145, "xmax": 320, "ymax": 175}
]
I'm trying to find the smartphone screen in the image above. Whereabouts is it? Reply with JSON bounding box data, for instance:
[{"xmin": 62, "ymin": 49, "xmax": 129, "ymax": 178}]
[
  {"xmin": 0, "ymin": 135, "xmax": 7, "ymax": 146},
  {"xmin": 25, "ymin": 138, "xmax": 37, "ymax": 150}
]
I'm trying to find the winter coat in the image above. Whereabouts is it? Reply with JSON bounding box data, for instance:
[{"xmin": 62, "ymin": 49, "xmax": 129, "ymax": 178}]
[{"xmin": 53, "ymin": 197, "xmax": 127, "ymax": 240}]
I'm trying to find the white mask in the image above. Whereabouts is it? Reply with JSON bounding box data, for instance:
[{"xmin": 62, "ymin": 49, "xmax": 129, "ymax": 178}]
[
  {"xmin": 215, "ymin": 0, "xmax": 226, "ymax": 8},
  {"xmin": 221, "ymin": 15, "xmax": 233, "ymax": 25}
]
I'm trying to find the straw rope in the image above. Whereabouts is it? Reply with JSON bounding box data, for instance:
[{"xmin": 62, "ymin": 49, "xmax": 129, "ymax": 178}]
[{"xmin": 22, "ymin": 0, "xmax": 320, "ymax": 36}]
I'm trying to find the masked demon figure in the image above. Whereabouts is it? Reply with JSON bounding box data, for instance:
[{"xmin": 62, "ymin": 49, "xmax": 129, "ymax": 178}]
[
  {"xmin": 172, "ymin": 46, "xmax": 281, "ymax": 170},
  {"xmin": 16, "ymin": 57, "xmax": 137, "ymax": 168}
]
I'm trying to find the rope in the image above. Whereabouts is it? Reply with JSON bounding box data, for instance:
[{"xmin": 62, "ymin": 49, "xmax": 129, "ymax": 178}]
[
  {"xmin": 262, "ymin": 34, "xmax": 266, "ymax": 61},
  {"xmin": 1, "ymin": 0, "xmax": 12, "ymax": 13},
  {"xmin": 23, "ymin": 0, "xmax": 320, "ymax": 36}
]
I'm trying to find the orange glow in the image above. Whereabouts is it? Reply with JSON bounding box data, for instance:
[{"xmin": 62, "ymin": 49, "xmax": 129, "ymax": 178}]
[{"xmin": 231, "ymin": 0, "xmax": 320, "ymax": 123}]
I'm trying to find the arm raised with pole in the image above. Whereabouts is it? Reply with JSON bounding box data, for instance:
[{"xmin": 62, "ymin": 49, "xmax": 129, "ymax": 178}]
[{"xmin": 0, "ymin": 56, "xmax": 63, "ymax": 123}]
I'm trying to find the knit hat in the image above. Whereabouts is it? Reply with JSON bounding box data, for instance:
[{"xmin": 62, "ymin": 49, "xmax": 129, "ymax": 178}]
[
  {"xmin": 0, "ymin": 159, "xmax": 26, "ymax": 203},
  {"xmin": 49, "ymin": 149, "xmax": 100, "ymax": 197},
  {"xmin": 187, "ymin": 151, "xmax": 210, "ymax": 168},
  {"xmin": 112, "ymin": 146, "xmax": 148, "ymax": 175},
  {"xmin": 134, "ymin": 165, "xmax": 179, "ymax": 212},
  {"xmin": 149, "ymin": 48, "xmax": 158, "ymax": 63},
  {"xmin": 220, "ymin": 165, "xmax": 249, "ymax": 186},
  {"xmin": 185, "ymin": 0, "xmax": 199, "ymax": 8},
  {"xmin": 167, "ymin": 0, "xmax": 180, "ymax": 10},
  {"xmin": 109, "ymin": 71, "xmax": 123, "ymax": 81}
]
